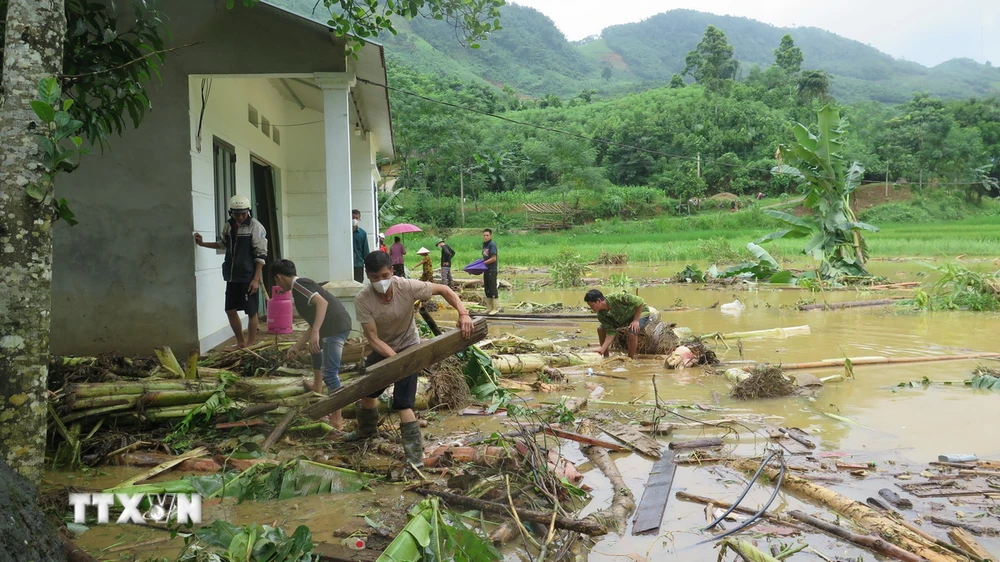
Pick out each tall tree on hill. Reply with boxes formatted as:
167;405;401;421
669;74;686;88
774;34;803;74
0;0;503;483
683;25;739;94
798;70;832;100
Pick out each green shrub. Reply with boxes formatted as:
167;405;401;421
697;237;744;265
859;203;932;223
550;248;589;287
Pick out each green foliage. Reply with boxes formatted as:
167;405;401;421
29;78;87;226
607;272;635;288
774;34;803;74
683;25;738;93
183;520;314;562
697;237;743;265
765;106;878;279
676;264;706;282
462;346;511;413
165;372;238;446
914;263;1000;311
376;497;501;562
720;243;784;280
549;248;589;287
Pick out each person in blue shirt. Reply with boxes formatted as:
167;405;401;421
352;209;370;283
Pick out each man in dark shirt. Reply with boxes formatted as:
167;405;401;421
351;209;370;283
194;195;268;348
482;228;499;315
436;239;455;288
273;259;353;430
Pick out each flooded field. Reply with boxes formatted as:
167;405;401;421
57;263;1000;561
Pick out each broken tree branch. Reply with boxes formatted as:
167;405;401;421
414;487;607;536
578;419;636;534
788;510;923;562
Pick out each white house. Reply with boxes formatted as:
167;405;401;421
52;1;393;355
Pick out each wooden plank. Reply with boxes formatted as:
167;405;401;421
542;427;627;452
303;318;488;419
668;437;724;450
599;421;662;458
948;528;997;561
632;451;677;535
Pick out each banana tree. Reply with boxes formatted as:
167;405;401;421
765;105;878;280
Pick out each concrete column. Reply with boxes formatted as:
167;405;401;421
316;72;363;329
350;131;377;254
315;72;356;283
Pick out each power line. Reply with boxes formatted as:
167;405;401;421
356;75;988;188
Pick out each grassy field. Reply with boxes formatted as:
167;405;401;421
398;209;1000;268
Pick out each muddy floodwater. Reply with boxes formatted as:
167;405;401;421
59;263;1000;561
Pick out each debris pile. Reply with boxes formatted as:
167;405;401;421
729;364;797;400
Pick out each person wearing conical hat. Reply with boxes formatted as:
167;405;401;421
416;247;434;283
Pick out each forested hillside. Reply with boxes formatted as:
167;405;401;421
270;1;1000;103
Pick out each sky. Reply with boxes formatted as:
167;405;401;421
511;0;1000;68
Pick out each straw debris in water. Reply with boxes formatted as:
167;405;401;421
730;364;796;400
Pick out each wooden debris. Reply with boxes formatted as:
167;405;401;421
262;410;298;451
414;487;607;536
668;437;723;450
780;427;816;449
732;458;966;562
599;422;662;458
110;447;209;489
215;419;266;429
798;298;903;311
579;420;636;534
631;451;677;535
788;510;924;562
878;488;913;509
947;528;997;562
674;492;802;530
779;352;1000;371
541;427;627;452
303;318;488;419
930;516;1000;536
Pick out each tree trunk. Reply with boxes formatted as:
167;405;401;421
0;0;67;484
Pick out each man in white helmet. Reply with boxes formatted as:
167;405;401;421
194;195;269;348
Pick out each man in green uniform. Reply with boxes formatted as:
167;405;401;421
584;289;651;359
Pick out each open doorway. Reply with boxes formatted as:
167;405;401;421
251;157;281;304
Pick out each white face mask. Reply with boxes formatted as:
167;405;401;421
352;219;360;227
372;279;392;294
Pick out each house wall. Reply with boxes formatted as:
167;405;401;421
284;117;329;282
51;1;347;355
190;77;314;349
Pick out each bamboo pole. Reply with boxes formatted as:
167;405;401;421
799;298;904;311
732;459;965;562
777;352;1000;371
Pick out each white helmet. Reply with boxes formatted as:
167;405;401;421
229;195;251;211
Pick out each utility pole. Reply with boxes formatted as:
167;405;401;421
697;153;701;178
459;168;466;226
885;163;890;199
919;169;923;191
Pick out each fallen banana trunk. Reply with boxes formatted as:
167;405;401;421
579;419;635;535
779;352;1000;371
732;459;966;562
491;352;605;375
709;325;811;340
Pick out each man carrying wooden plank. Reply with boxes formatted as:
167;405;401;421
348;251;475;467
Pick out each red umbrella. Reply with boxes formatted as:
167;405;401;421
384;223;423;236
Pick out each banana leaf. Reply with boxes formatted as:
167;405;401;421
188;520;313;562
377;497;500;562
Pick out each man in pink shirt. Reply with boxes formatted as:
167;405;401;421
389;236;406;277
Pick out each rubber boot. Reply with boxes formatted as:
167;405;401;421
343;407;378;442
400;421;425;467
487;298;499;316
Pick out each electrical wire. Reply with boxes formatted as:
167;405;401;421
355;75;990;188
697;453;787;545
703;451;777;531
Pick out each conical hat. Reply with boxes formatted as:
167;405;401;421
417;247;430;254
